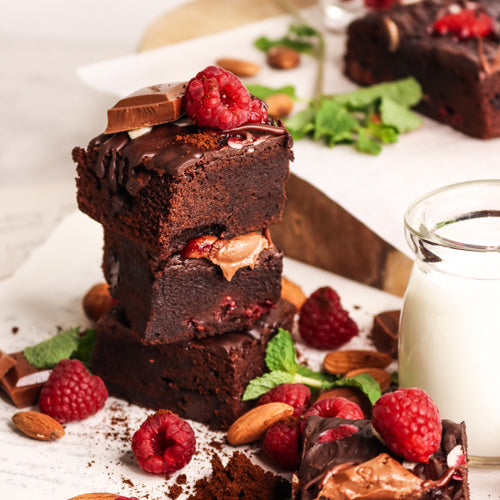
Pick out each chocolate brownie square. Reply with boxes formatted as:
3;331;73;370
344;0;500;138
73;121;292;259
92;299;296;430
102;228;283;344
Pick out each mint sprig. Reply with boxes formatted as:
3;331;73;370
23;327;97;369
254;23;322;55
242;330;381;405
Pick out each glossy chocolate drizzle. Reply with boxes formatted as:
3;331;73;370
87;121;288;196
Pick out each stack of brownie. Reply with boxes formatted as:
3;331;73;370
72;82;295;429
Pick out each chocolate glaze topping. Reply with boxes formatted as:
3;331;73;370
87;121;289;196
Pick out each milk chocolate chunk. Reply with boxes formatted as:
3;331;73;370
105;82;187;134
370;309;400;359
0;352;51;408
0;350;16;378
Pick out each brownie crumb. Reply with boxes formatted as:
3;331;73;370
11;326;19;334
187;452;290;500
176;474;187;485
167;484;183;499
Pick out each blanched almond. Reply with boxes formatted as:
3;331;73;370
324;350;393;375
227;402;294;445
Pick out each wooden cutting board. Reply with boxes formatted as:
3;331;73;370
140;0;412;296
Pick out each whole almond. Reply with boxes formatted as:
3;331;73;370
267;46;300;70
83;283;114;322
227;402;294;445
281;276;306;309
324;350;393;375
67;494;120;500
265;93;294;119
12;410;65;441
344;367;392;392
216;58;260;77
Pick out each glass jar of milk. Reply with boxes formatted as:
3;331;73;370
399;180;500;464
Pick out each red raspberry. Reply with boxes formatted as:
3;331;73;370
184;66;253;129
303;397;364;422
263;420;301;470
248;95;268;124
38;359;108;423
318;423;359;443
364;0;399;8
258;383;311;416
299;287;359;349
372;388;442;463
131;410;196;475
433;8;494;39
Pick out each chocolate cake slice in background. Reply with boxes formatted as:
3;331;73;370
344;0;500;138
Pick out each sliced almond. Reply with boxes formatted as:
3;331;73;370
227;402;294;445
216;58;260;77
12;410;65;441
344;367;392;392
324;350;393;375
265;93;294;119
281;276;306;309
67;494;121;500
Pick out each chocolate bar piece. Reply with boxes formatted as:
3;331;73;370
370;309;400;359
0;350;16;379
92;299;296;430
0;352;51;408
105;82;186;134
297;416;469;500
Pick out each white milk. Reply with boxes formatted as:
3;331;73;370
400;216;500;460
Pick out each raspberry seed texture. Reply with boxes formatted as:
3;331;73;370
372;387;442;463
38;358;108;423
299;286;359;349
132;410;196;475
184;66;267;129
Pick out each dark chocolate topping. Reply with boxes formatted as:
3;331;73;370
299;416;469;500
87;121;289;196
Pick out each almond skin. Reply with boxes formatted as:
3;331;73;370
265;93;294;119
266;46;300;69
216;58;260;77
82;283;114;322
344;367;392;392
324;350;393;375
227;402;294;445
281;276;306;309
12;410;65;441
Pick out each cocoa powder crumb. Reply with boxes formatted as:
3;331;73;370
187;452;290;500
167;484;183;499
176;474;187;485
11;326;19;334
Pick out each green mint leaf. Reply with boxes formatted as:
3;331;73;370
245;84;296;101
254;36;314;53
72;328;97;370
289;24;320;38
265;329;298;374
390;371;399;385
254;36;274;52
242;371;295;400
24;327;81;369
284;107;316;140
314;99;357;144
356;128;382;155
379;97;422;133
296;365;339;384
366;121;399;144
322;373;382;405
332;77;422;109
